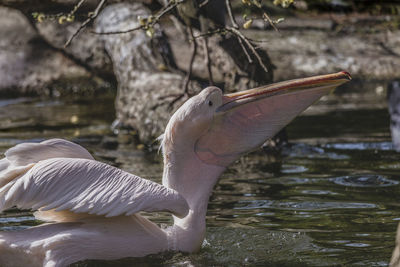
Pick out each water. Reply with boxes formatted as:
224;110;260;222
0;92;398;266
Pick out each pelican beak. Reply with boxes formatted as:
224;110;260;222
195;71;351;167
217;71;351;113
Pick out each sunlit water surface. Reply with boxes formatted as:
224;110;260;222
0;93;398;266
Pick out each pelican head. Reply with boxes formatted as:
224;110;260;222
162;86;224;155
161;71;351;222
163;71;351;168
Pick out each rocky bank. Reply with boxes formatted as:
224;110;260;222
0;2;398;143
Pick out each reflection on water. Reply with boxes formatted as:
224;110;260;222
332;174;399;187
0;95;399;266
235;200;378;211
324;142;395;151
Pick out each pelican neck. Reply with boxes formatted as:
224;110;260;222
162;149;225;252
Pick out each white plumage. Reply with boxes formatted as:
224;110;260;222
1;157;188;218
0;138;93;188
0;72;351;267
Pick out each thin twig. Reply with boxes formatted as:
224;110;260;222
224;0;267;70
262;12;280;32
64;0;106;47
203;37;214;85
193;27;269;44
226;27;269;73
377;41;400;58
193;25;268;72
237;36;253;64
183;26;197;94
198;0;209;8
92;25;142;35
156;24;197;111
245;37;270;43
157;0;186;22
225;0;239;29
69;0;86;17
193;28;226;39
92;0;186;35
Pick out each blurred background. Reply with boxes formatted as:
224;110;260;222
0;0;400;266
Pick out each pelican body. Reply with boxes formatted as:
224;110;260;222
0;72;351;267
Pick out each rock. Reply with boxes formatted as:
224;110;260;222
95;3;274;143
0;2;274;143
35;19;115;83
251;20;400;83
0;7;90;96
95;3;202;143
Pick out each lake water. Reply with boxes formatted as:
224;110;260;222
0;88;398;266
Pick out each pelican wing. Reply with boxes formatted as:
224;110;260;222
0;157;189;219
0;139;94;188
4;138;94;166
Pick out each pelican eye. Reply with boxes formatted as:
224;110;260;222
208;100;213;107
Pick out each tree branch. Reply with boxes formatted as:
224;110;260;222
262;12;280;32
192;26;269;72
64;0;106;48
92;0;186;35
69;0;86;18
225;0;239;29
237;36;253;64
226;27;269;73
198;0;209;8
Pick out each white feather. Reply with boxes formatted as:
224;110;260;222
0;139;93;188
0;158;189;220
5;139;93;165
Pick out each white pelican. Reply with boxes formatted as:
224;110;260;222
0;72;351;267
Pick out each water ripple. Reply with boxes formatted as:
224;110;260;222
324;142;394;151
301;190;339;196
0;98;30;108
264;177;313;185
331;174;399;187
235;200;377;211
283;143;349;160
281;164;308;174
344;243;371;248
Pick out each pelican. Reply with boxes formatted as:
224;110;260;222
0;72;351;267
